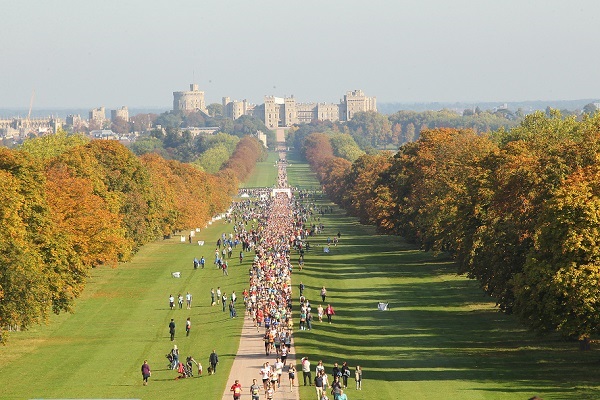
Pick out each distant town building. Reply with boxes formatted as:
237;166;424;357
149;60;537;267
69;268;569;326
255;130;267;148
89;106;106;124
222;97;255;120
184;126;220;137
65;114;82;126
90;129;118;140
0;116;62;139
340;89;378;121
111;106;129;122
259;90;376;129
173;84;207;113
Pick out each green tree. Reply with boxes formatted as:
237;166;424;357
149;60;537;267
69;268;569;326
194;145;231;173
207;103;224;117
19;130;89;159
329;132;364;162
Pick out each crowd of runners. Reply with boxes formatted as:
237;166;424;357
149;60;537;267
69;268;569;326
142;147;360;399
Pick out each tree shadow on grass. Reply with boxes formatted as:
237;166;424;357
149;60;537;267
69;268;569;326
293;270;600;398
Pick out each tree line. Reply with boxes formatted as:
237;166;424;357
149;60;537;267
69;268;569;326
302;110;600;344
287;108;520;153
0;133;266;343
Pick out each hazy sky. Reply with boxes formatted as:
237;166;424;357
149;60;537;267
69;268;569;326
2;0;600;108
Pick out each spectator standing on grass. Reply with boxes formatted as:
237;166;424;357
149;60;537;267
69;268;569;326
171;344;179;369
178;293;184;309
316;360;325;376
315;370;325;399
209;349;219;374
222;293;228;312
186;292;192;309
217;287;222;304
223;260;229;276
326;304;335;324
200;255;205;269
321;286;327;302
186;317;191;336
211;288;215;305
141;360;151;386
331;376;342;400
317;304;324;322
302;357;312;386
341;362;350;388
355;366;362;390
169;294;175;310
169;318;176;341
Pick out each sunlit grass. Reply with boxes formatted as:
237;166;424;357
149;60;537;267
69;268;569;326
2;150;600;399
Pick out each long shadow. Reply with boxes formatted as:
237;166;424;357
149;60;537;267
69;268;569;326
293;237;600;398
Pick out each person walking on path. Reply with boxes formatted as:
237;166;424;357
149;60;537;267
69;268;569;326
230;379;242;400
250;378;261;400
141;360;151;386
209;349;219;374
288;364;297;391
320;286;327;302
260;362;271;391
186;317;191;336
169;318;176;341
266;383;275;400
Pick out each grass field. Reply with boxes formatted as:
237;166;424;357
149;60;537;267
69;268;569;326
1;149;600;399
239;151;280;188
285;149;600;400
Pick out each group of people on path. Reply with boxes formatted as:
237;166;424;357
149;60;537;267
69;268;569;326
225;148;357;399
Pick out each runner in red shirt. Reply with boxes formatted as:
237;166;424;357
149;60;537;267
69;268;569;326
230;380;242;400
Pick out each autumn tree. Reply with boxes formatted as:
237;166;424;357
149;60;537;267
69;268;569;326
341;153;393;224
0;149;84;342
513;165;600;340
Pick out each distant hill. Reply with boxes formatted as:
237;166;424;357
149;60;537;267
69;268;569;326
378;99;599;115
0;107;168;119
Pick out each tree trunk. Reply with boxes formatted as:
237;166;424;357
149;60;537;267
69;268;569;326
579;337;591;351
